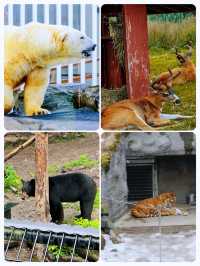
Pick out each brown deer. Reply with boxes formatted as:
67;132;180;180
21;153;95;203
155;42;195;85
101;69;181;130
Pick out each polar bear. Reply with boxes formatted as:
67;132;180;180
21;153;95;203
4;22;96;116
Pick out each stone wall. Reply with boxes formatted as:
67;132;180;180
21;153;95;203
102;138;128;222
158;155;196;203
125;132;195;156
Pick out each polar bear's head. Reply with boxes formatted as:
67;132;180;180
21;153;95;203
57;26;96;61
19;23;97;66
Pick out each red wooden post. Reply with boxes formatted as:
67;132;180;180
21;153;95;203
123;5;150;99
103;39;123;89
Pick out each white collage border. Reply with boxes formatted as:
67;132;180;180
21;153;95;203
0;0;199;265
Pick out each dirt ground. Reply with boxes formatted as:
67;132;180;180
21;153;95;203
4;134;99;222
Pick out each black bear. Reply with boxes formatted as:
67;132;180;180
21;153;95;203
22;173;97;223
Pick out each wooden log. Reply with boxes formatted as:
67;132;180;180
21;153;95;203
4;136;35;162
35;133;50;222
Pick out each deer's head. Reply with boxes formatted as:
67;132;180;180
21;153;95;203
151;69;181;105
175;41;193;66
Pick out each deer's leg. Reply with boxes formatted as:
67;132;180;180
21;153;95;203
148;118;172;127
128;112;155;131
102;109;155;130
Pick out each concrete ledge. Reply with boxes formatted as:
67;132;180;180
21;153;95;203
115;224;196;234
113;205;196;234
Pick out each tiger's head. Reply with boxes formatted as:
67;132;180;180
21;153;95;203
159;192;176;207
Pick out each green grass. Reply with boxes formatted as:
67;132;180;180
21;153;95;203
47;154;98;176
93;189;100;209
148;16;196;49
73;217;99;229
149;48;196;130
48;164;60;175
48;133;87;143
63;188;99;226
63;154;98;171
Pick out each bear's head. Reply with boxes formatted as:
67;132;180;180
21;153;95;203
57;26;96;61
21;23;96;66
21;179;35;199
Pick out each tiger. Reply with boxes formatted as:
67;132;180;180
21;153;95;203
131;192;182;218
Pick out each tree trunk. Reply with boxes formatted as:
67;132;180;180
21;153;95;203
35;133;50;222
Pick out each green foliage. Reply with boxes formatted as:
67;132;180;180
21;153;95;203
49;133;86;143
63;154;98;171
48;154;98;176
4;165;22;192
93;189;99;209
73;217;99;229
149;13;193;23
101;152;111;172
148;16;196;49
48;245;73;259
150;48;196;130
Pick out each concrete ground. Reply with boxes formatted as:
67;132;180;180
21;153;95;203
114;204;195;233
101;204;196;262
102;230;195;262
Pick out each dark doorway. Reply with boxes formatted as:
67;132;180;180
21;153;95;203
126;161;154;202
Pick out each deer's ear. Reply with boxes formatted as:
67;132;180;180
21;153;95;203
172;71;181;80
168;68;173;76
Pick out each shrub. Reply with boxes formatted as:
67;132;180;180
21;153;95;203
4;165;22;192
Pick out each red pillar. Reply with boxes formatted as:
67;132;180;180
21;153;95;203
123;5;150;99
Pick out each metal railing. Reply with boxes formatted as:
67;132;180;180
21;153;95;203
5;219;99;262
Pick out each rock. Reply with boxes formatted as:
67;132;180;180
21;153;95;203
5;84;99;130
72;86;99;111
110;230;121;244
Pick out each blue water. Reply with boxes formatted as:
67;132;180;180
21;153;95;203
6;107;99;131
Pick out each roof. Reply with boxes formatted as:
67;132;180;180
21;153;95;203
102;4;196;16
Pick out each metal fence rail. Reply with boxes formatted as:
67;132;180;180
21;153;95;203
4;219;99;262
4;4;99;86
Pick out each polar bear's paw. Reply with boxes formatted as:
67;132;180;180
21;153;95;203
26;108;50;116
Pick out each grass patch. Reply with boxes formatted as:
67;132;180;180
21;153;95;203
93;189;100;209
4;165;22;192
63;202;80;212
47;154;98;176
48;164;60;175
150;48;196;130
73;217;99;229
63;154;98;171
